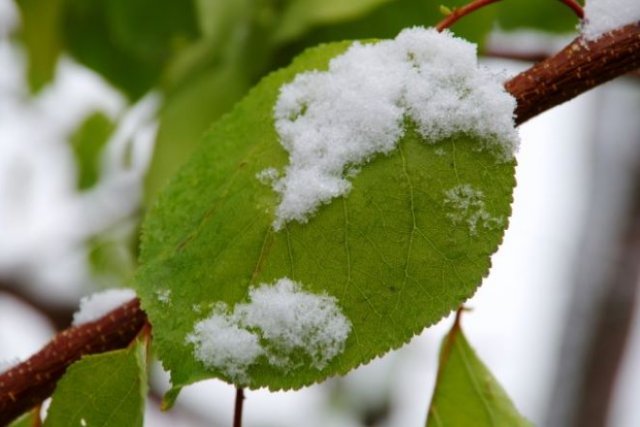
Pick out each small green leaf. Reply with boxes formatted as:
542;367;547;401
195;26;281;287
69;112;114;190
439;5;453;16
427;318;531;426
43;342;148;427
136;40;516;394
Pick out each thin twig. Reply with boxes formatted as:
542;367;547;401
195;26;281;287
557;0;584;19
233;388;245;427
436;0;502;32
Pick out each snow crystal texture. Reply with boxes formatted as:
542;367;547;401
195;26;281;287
72;288;137;326
186;278;351;383
268;27;518;229
583;0;640;40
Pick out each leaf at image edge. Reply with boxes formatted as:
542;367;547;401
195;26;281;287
43;341;147;427
427;318;532;427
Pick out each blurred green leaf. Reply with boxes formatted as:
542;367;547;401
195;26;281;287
69;111;114;190
15;0;64;92
61;0;199;99
273;0;394;44
136;41;515;394
88;224;139;289
427;319;532;427
43;342;147;427
496;0;580;33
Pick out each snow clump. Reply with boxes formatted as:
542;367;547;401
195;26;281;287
72;288;137;326
582;0;640;40
186;278;351;383
267;27;518;229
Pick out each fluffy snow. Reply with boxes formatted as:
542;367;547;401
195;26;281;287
268;27;518;229
72;288;137;326
582;0;640;40
444;184;504;235
186;278;351;383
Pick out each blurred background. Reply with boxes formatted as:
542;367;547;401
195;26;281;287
0;0;639;426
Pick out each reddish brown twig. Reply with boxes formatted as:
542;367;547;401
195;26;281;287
0;299;146;425
233;388;245;427
557;0;584;19
436;0;502;32
506;21;640;125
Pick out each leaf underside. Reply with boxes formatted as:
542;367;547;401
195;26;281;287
427;322;532;426
136;41;516;397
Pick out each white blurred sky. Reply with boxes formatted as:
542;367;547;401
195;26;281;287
1;2;639;425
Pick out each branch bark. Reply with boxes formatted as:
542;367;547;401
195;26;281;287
507;21;640;125
1;21;639;425
0;299;146;425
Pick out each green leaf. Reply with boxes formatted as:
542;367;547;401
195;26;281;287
136;41;515;394
496;0;580;33
61;0;198;99
15;0;64;92
69;111;114;190
427;318;532;426
8;410;39;427
273;0;394;44
43;342;148;427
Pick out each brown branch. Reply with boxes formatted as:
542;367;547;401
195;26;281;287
506;21;640;126
233;388;245;427
0;299;146;425
436;0;502;32
2;20;640;426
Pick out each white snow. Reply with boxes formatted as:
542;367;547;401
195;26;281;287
267;27;518;229
72;288;137;326
582;0;640;40
0;358;19;374
186;278;351;383
155;288;172;305
444;184;504;235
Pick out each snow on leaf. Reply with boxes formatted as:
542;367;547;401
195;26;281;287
269;27;518;229
186;278;351;384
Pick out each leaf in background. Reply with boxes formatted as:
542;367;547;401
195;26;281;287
136;41;515;395
69;111;114;190
426;316;532;427
43;341;148;427
8;410;39;427
496;0;580;33
273;0;394;44
88;223;139;289
61;0;198;99
15;0;64;92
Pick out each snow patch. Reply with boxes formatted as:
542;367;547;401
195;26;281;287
0;358;19;374
155;288;172;305
444;184;504;235
582;0;640;40
186;278;351;383
266;27;518;229
72;288;136;326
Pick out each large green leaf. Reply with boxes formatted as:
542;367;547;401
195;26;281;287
136;41;515;396
427;318;531;426
43;342;147;427
496;0;580;33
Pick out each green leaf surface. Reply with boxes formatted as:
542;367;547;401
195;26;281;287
43;342;147;427
15;0;63;92
136;41;515;394
427;319;531;426
69;111;114;190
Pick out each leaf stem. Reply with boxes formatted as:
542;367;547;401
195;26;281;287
435;0;502;32
233;388;245;427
